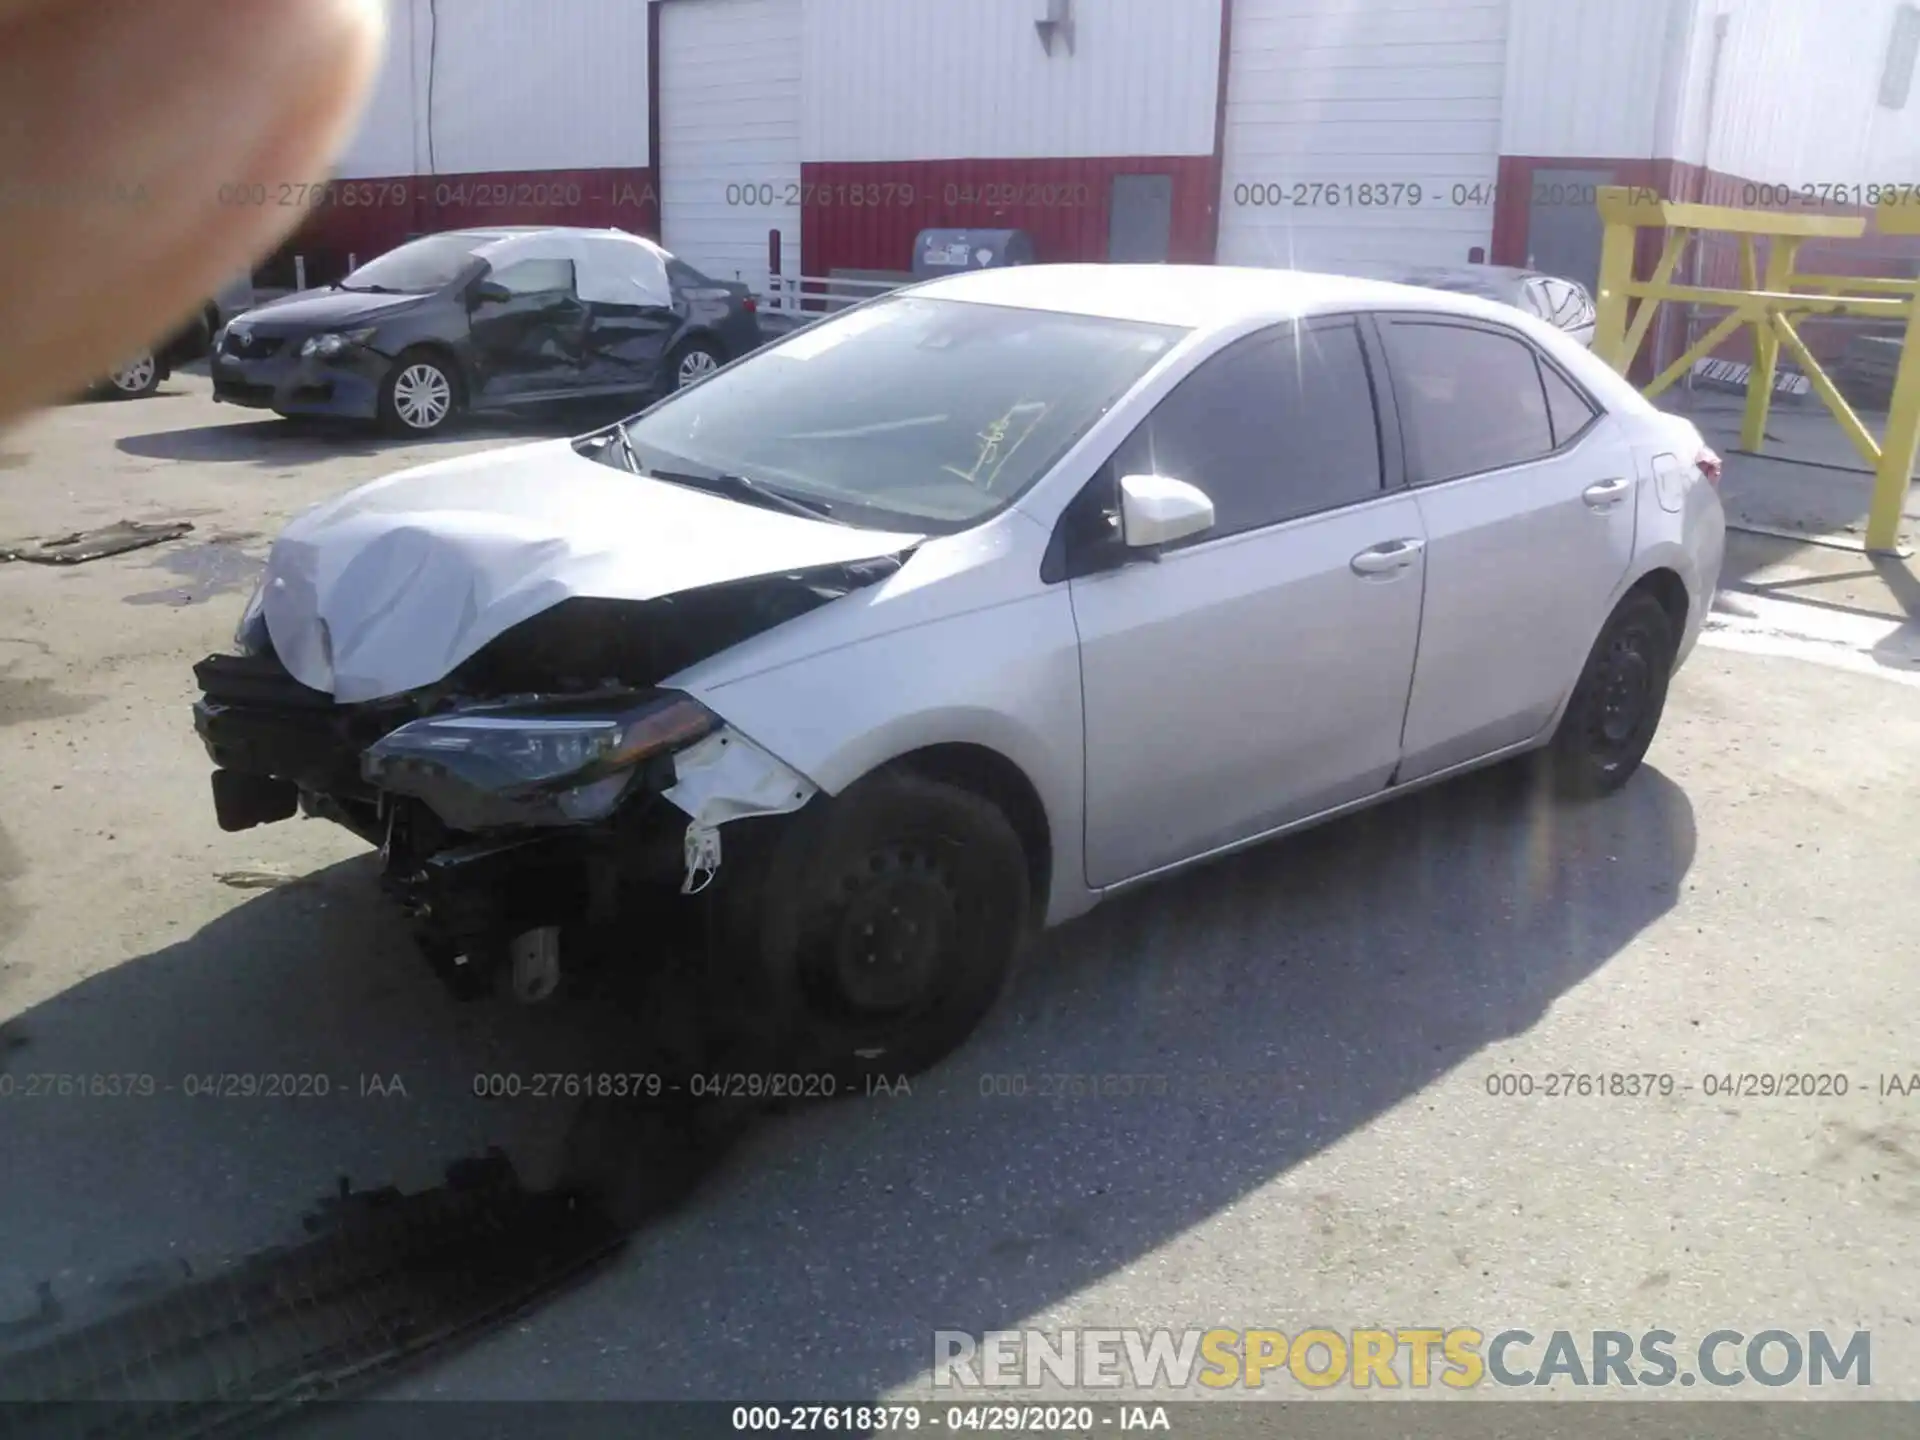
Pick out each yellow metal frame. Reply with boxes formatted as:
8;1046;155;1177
1589;186;1918;555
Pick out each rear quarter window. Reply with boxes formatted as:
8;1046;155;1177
1539;358;1601;448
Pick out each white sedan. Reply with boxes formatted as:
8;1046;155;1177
193;264;1725;1085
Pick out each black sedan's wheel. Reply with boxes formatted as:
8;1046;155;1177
715;769;1031;1089
669;337;726;391
378;349;460;435
1544;591;1677;799
103;352;161;399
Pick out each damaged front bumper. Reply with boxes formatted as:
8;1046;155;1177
191;649;816;991
209;344;384;419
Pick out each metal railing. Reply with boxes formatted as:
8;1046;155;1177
1591;185;1920;554
760;272;910;317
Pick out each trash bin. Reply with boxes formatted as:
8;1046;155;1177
910;228;1037;279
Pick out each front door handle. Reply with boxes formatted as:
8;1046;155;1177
1350;537;1425;575
1583;477;1631;507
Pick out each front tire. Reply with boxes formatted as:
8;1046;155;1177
378;349;460;435
103;351;160;399
712;769;1031;1089
1543;591;1677;799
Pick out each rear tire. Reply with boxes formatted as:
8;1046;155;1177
377;348;461;435
1542;591;1677;799
710;768;1031;1090
667;336;726;392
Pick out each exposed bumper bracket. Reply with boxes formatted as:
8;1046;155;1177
660;728;817;890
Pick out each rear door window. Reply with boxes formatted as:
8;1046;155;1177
1382;320;1555;482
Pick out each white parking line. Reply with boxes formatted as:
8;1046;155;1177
1700;588;1920;686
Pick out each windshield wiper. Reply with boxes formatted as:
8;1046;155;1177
336;282;403;294
609;420;642;474
645;466;839;523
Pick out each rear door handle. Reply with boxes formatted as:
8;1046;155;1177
1583;477;1631;507
1350;537;1425;575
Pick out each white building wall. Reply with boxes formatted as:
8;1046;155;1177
1499;0;1687;159
1495;0;1920;182
328;0;652;178
1687;0;1920;185
1217;0;1510;269
429;0;652;173
332;0;427;178
1665;0;1725;168
800;0;1221;161
659;0;803;287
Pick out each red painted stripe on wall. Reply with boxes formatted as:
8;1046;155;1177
798;156;1219;277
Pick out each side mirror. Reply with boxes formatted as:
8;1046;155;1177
471;279;512;306
1118;473;1215;549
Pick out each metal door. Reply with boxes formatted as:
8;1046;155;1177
1524;167;1618;294
1072;495;1428;886
1383;318;1638;780
466;260;588;399
1108;174;1174;263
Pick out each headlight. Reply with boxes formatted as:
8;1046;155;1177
362;691;718;830
300;327;376;359
234;575;269;656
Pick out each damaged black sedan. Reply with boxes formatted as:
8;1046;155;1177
210;226;761;435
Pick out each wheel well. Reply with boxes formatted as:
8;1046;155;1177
672;328;728;360
1627;567;1691;654
390;341;468;400
884;744;1052;911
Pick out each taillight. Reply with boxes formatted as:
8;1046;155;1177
741;296;757;314
1696;446;1722;486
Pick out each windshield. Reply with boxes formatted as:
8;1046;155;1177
614;295;1185;532
338;234;484;293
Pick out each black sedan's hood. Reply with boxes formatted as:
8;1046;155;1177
232;288;432;330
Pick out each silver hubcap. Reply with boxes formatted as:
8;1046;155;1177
392;363;453;429
677;349;718;387
110;354;156;392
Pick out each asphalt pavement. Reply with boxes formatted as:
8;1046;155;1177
0;372;1916;1406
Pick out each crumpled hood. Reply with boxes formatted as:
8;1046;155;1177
261;438;923;702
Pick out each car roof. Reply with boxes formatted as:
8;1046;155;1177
1342;261;1537;282
441;225;654;244
910;263;1548;332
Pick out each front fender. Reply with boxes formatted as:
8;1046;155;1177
682;587;1096;927
370;311;477;391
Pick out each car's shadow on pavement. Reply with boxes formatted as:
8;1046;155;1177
112;399;646;469
0;760;1696;1400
